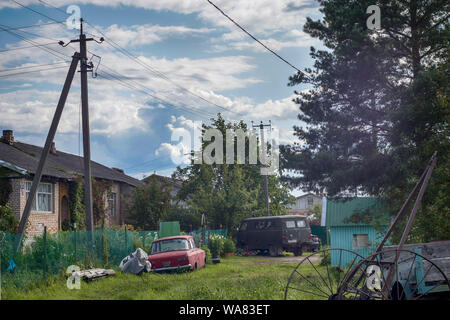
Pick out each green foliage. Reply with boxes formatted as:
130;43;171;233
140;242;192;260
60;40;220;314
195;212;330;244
208;234;225;257
223;238;236;254
0;204;18;233
68;180;85;230
200;245;211;264
165;206;201;232
281;0;450;242
133;237;143;251
174;114;295;234
126;176;173;230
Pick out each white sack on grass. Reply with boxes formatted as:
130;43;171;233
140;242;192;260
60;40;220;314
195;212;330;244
119;248;152;274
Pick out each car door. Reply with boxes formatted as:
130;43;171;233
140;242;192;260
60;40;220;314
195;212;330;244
189;237;201;268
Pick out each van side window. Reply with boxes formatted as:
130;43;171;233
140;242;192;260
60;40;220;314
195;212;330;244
256;221;266;229
296;220;306;228
285;221;296;228
240;222;248;231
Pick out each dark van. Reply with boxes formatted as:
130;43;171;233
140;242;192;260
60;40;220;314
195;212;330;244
236;215;312;256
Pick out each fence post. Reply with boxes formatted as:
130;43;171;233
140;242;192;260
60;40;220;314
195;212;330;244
74;223;77;263
124;225;128;255
43;226;47;280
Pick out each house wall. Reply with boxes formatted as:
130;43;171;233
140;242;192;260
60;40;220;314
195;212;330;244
7;177;60;235
289;194;322;211
7;177;136;232
329;225;382;267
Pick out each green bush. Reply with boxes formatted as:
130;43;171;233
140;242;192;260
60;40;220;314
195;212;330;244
223;238;236;254
0;204;18;233
200;245;211;264
133;237;143;251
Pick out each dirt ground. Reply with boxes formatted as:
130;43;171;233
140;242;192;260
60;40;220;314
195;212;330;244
250;254;322;265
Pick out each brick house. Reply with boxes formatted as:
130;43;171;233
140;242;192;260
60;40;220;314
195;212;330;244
0;130;142;235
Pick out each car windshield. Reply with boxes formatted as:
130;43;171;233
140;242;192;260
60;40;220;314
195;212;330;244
151;238;190;254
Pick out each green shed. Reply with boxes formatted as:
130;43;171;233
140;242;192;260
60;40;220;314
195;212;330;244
324;197;390;267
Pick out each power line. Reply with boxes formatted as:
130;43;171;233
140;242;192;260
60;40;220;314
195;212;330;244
98;66;214;120
0;65;68;78
0;21;64;33
0;60;69;73
10;0;63;24
5;1;223;120
83;23;239;116
13;0;241;117
0;24;69;60
0;22;212;122
205;0;306;75
0;42;57;53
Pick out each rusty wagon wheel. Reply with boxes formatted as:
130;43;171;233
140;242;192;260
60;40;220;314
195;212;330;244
337;249;450;300
284;248;365;300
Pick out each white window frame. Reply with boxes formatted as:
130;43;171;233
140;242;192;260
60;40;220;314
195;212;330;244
25;181;53;213
108;192;116;216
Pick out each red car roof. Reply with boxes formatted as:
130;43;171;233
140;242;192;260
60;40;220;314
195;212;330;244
153;235;192;242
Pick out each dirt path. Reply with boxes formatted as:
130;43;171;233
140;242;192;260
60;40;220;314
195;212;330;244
249;255;322;265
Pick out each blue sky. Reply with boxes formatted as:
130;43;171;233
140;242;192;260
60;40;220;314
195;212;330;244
0;0;324;196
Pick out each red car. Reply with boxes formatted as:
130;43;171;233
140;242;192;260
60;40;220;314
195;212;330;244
148;235;206;272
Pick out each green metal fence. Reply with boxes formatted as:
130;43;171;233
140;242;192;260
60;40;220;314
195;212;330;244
310;225;329;245
0;227;226;283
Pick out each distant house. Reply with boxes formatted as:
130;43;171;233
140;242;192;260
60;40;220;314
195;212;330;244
0;129;142;235
323;197;390;266
287;193;322;216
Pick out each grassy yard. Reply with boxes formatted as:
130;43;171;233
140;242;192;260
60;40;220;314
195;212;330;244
2;255;326;300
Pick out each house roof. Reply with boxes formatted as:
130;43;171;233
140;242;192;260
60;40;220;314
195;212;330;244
295;193;322;200
325;197;389;227
0;140;142;187
142;173;182;189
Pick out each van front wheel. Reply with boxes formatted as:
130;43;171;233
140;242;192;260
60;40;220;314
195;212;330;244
293;247;303;256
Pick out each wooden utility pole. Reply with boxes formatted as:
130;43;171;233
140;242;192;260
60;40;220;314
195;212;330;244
252;120;271;216
71;19;96;245
15;18;102;252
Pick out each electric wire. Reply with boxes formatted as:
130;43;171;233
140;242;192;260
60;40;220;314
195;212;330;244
36;0;239;116
0;60;69;73
0;65;68;78
205;0;307;76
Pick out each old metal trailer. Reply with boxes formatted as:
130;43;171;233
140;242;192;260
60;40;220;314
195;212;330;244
284;152;450;300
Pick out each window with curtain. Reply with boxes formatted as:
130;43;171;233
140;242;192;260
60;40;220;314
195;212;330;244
25;181;53;212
